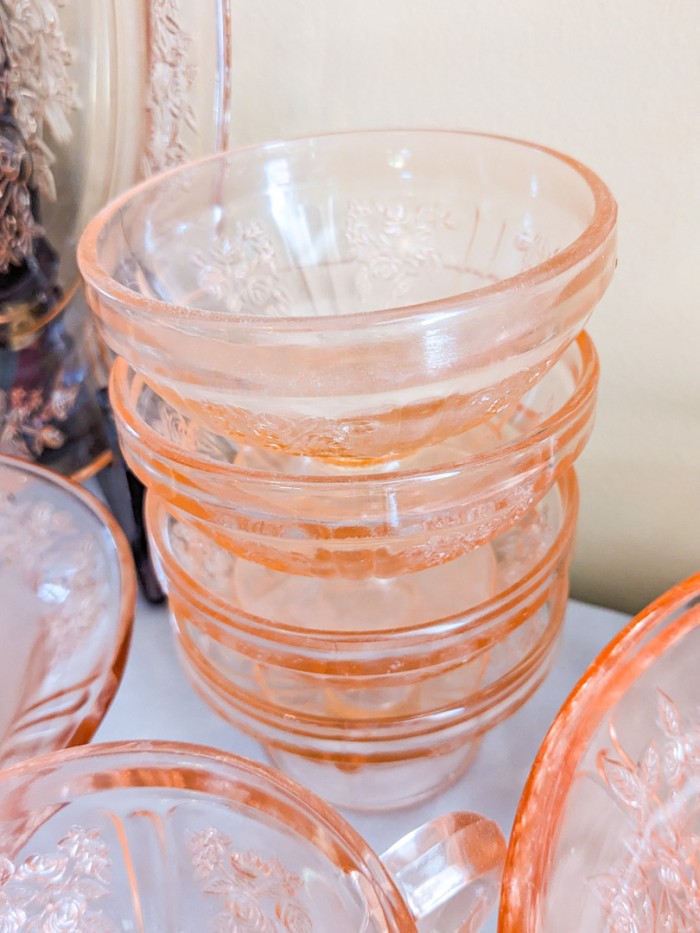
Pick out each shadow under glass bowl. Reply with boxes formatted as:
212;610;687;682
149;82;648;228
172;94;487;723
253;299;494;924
147;473;578;811
80;129;616;462
0;453;136;768
111;332;596;579
500;574;700;933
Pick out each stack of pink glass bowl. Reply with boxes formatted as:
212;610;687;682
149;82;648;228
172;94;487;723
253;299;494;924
79;129;616;810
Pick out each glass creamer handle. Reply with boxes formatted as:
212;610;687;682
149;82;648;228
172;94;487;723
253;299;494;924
381;811;506;933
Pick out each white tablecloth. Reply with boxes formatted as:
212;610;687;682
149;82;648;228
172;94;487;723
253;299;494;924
96;595;630;928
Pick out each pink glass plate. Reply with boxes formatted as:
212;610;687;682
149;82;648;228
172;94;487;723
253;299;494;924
501;574;700;931
0;454;136;768
111;333;596;579
80;129;616;461
0;741;506;932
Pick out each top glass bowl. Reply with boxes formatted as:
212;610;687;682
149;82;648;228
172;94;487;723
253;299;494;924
79;129;617;462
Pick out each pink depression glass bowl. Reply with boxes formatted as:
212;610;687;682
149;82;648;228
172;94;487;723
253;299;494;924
110;333;596;579
79;129;616;462
0;454;136;768
0;741;507;932
500;574;700;932
146;473;578;811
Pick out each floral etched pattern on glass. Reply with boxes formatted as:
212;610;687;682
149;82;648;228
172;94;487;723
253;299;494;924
143;0;197;175
0;483;108;659
0;456;134;768
501;576;700;933
0;826;115;933
344;200;455;305
190;828;312;933
0;744;508;931
142;0;231;177
194;223;290;316
149;397;234;463
589;690;700;932
0;824;316;933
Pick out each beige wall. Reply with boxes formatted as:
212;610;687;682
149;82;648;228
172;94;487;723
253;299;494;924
229;1;700;613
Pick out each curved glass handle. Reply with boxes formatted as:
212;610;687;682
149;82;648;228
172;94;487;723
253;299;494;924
381;811;506;933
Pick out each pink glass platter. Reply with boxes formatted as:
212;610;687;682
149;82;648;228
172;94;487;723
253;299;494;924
500;573;700;931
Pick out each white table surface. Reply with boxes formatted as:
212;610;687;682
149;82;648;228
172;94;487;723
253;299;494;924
96;595;630;928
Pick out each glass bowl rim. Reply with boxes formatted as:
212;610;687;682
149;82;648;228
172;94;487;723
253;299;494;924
174;608;567;737
147;471;578;646
78;127;617;331
110;333;597;491
0;738;414;926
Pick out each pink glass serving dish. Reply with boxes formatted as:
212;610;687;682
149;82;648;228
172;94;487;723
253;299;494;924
79;129;616;462
499;574;700;931
0;740;507;932
0;454;136;768
146;473;578;811
111;334;596;579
